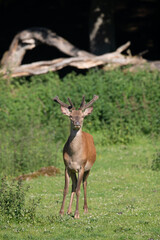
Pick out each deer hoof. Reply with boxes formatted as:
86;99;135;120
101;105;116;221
59;210;64;216
84;208;88;214
67;210;72;215
74;211;80;219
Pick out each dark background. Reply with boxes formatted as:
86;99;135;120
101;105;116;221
0;0;160;64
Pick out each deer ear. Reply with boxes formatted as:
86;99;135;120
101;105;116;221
83;107;93;117
61;106;71;116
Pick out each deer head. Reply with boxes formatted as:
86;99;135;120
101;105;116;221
54;95;99;130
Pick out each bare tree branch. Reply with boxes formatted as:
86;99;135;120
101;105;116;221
0;27;158;78
0;27;94;70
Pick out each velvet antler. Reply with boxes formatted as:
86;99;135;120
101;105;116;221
54;96;75;109
79;95;99;110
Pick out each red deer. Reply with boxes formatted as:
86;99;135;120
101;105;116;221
54;95;98;218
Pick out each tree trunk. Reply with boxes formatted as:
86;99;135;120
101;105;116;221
89;0;116;55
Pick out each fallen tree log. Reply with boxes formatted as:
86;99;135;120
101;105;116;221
0;27;158;78
1;27;94;70
8;50;147;77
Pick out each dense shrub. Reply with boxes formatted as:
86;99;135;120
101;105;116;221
0;69;160;175
151;152;160;171
1;70;160;134
0;177;40;222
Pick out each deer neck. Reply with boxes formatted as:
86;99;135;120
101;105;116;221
70;124;82;138
68;123;83;152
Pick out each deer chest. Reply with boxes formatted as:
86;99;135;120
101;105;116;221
63;149;87;172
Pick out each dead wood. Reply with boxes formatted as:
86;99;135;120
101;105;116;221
1;27;93;69
15;166;60;181
0;27;158;78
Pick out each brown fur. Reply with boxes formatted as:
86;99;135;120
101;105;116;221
63;131;96;172
54;96;98;219
59;109;97;218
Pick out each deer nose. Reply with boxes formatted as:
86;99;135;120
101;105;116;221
75;121;80;126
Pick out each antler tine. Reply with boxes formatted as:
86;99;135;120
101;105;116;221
79;95;85;110
53;96;70;108
68;98;75;110
82;95;99;110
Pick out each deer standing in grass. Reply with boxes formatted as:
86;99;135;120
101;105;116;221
54;95;98;218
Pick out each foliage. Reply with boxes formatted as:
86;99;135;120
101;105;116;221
1;69;160;138
0;177;40;222
151;152;160;171
1;69;160;175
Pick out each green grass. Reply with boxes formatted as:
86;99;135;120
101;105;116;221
0;135;160;240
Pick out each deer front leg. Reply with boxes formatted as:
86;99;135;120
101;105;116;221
67;172;77;215
74;167;85;219
59;168;70;216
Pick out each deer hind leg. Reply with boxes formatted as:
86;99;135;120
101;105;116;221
67;172;77;215
59;168;70;216
83;170;90;213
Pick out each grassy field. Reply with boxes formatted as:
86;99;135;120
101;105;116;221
0;135;160;240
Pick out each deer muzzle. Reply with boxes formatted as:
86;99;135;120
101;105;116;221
73;121;81;130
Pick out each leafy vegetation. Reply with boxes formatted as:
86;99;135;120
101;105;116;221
0;177;40;222
1;69;160;239
1;69;160;176
151;151;160;171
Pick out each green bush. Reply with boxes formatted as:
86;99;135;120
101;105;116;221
1;69;160;175
0;177;40;222
151;152;160;171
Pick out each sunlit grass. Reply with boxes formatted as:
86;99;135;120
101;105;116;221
0;136;160;239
